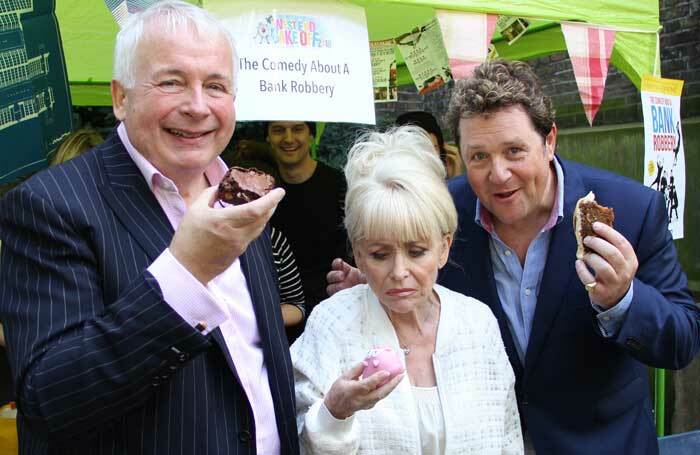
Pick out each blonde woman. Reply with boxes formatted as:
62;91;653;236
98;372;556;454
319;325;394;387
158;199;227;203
291;126;522;454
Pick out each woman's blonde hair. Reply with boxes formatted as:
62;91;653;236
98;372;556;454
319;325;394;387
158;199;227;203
51;129;103;165
344;125;457;247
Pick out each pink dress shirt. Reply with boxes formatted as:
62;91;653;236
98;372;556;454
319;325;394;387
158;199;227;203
118;124;280;454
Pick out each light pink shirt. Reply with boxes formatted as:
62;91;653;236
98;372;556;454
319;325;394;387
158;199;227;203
118;124;280;454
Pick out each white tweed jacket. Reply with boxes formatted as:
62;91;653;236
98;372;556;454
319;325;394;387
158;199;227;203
291;284;523;454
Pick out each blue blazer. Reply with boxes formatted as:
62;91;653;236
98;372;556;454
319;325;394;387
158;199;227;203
441;158;700;454
0;133;299;454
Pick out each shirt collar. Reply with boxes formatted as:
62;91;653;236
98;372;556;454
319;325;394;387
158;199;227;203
117;123;228;192
475;156;565;234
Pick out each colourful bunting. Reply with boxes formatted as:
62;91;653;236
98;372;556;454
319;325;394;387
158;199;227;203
436;11;497;79
561;23;616;126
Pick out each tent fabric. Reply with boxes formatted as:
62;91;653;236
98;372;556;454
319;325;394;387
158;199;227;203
358;0;660;32
436;11;497;79
57;0;660;106
611;31;661;88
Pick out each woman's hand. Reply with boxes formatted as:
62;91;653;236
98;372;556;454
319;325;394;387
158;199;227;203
323;362;403;420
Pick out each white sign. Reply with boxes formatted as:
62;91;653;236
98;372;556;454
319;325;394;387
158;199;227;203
209;0;375;124
641;75;685;239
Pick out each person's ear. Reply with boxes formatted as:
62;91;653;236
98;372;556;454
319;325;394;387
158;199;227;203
438;234;452;269
111;80;127;121
545;123;557;160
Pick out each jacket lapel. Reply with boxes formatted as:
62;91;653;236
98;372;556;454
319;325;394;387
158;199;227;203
237;233;289;380
210;328;244;384
461;226;524;378
239;233;298;442
98;131;264;402
98;131;173;262
523;158;586;378
238;235;280;357
441;186;524;378
98;132;296;443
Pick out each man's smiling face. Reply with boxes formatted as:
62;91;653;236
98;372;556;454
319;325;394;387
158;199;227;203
459;105;557;231
111;27;235;181
266;121;313;169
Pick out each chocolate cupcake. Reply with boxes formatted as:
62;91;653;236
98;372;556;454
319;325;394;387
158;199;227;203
217;166;275;205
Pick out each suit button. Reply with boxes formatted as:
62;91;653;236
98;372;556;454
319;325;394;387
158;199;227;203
238;430;251;443
170;347;190;362
168;365;178;372
151;376;161;387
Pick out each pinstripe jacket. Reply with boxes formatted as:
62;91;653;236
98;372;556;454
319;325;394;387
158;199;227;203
0;132;300;454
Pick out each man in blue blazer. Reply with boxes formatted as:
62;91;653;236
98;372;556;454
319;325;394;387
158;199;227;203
0;2;299;454
327;60;699;454
440;60;699;454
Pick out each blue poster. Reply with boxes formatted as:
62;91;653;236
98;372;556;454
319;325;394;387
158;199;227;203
0;0;72;184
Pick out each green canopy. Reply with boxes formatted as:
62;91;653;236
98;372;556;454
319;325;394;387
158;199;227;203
58;0;660;106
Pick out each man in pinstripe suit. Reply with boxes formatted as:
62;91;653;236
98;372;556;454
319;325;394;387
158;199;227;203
0;2;299;454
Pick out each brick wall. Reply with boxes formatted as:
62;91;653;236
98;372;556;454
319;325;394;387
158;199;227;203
374;0;700;136
547;0;700;127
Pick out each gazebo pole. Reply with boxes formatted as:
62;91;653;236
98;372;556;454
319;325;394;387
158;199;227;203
655;368;666;436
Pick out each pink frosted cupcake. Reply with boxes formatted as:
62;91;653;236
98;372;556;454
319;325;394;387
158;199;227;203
362;346;404;386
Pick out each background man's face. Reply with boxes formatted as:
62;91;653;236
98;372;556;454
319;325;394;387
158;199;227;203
267;122;313;168
459;105;556;230
111;28;235;180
